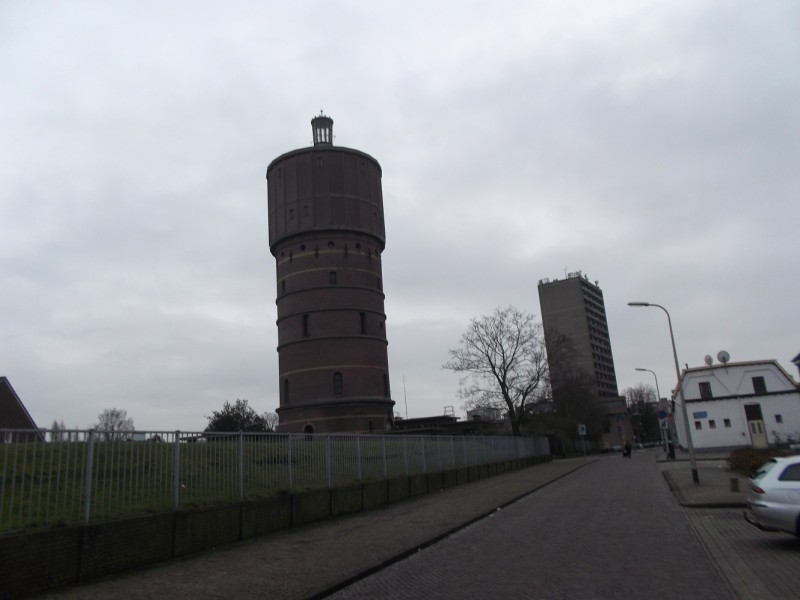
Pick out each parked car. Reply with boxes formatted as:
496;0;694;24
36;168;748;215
744;456;800;537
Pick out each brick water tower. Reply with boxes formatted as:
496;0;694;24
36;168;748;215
266;114;395;433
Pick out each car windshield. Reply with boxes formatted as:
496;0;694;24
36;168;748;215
751;459;779;480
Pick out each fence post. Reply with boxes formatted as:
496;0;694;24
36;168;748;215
83;430;95;523
326;435;332;488
237;431;244;500
172;431;181;508
287;434;293;491
356;435;362;482
382;435;387;478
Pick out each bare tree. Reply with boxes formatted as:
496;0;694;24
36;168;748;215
50;419;67;442
94;408;135;441
624;384;660;443
262;411;280;432
443;306;549;436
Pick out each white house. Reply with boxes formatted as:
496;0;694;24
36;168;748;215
672;359;800;452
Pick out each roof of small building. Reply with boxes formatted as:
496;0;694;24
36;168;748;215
0;377;45;440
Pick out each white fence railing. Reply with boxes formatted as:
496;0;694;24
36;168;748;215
1;429;550;533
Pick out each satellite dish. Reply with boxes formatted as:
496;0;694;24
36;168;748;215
717;350;730;365
704;355;713;366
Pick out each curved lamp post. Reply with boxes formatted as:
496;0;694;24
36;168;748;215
635;367;667;453
628;302;699;484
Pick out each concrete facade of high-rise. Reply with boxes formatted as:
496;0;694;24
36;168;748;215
266;115;394;433
538;272;633;448
538;272;619;398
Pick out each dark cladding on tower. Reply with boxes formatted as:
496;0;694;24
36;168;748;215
266;114;395;434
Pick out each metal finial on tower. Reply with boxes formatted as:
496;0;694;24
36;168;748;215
311;112;333;146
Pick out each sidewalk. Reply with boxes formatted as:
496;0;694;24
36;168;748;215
658;454;748;508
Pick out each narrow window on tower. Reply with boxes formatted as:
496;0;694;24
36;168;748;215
302;314;309;337
383;373;390;397
281;280;286;295
289;209;295;220
329;271;337;285
333;372;343;396
360;312;366;334
283;379;289;403
377;277;382;290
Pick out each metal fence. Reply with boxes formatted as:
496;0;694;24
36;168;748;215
1;429;549;534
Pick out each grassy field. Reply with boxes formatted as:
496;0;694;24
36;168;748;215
1;434;524;533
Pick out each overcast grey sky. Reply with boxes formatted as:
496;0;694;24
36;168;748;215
2;1;798;432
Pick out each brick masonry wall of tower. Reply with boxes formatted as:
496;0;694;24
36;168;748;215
266;118;394;433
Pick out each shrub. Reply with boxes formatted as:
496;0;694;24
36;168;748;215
726;448;787;475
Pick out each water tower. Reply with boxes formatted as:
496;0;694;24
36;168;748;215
266;114;394;433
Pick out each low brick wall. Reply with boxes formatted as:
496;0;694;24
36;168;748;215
0;454;552;597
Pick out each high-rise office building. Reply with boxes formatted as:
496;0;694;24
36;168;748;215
266;115;394;433
537;272;619;398
538;272;634;449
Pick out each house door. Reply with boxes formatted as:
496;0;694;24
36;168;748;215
744;404;768;449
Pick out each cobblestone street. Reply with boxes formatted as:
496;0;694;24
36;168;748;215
330;453;735;599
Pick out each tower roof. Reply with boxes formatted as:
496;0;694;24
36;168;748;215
311;111;333;146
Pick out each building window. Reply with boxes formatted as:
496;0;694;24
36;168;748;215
723;418;731;427
302;314;309;337
752;376;767;395
383;373;390;397
775;414;783;424
698;382;713;399
283;379;289;404
329;271;337;284
694;420;702;430
360;312;366;334
333;372;343;396
280;280;286;295
709;420;716;429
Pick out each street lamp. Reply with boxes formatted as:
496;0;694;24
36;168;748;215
628;302;699;484
635;367;667;453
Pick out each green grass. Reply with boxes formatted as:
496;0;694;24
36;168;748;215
2;435;529;533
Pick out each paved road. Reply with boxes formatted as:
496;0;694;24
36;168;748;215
330;454;735;599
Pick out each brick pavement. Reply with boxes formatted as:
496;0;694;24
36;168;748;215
661;456;800;600
330;451;735;599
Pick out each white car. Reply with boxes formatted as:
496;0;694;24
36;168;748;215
744;456;800;537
